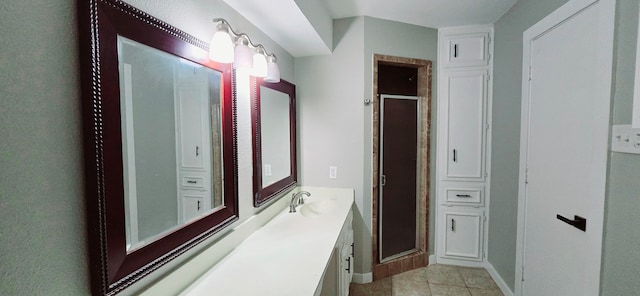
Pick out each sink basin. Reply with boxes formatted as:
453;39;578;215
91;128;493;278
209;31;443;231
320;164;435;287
299;198;335;217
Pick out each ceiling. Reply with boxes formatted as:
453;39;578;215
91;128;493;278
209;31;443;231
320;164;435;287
324;0;518;28
223;0;519;57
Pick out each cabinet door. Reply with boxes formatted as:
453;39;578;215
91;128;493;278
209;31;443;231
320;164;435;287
181;191;206;222
442;32;489;68
175;83;210;170
441;69;488;181
441;209;483;261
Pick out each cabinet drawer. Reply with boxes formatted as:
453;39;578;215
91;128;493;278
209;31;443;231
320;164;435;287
181;175;205;189
445;188;482;205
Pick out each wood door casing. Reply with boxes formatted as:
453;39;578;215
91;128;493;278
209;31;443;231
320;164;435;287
372;55;432;280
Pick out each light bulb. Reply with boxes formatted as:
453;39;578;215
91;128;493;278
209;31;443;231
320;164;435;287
209;22;234;63
233;35;253;69
264;55;280;83
252;47;268;77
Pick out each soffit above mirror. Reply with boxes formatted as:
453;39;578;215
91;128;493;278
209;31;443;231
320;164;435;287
222;0;333;57
323;0;518;28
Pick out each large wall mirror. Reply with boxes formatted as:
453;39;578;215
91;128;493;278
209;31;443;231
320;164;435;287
78;1;238;294
251;78;297;207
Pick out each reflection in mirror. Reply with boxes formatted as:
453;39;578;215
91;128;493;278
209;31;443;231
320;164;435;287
78;1;238;294
252;78;297;207
117;37;225;251
259;86;292;187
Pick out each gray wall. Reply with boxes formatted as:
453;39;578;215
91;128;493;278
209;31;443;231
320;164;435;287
600;0;640;294
296;16;437;275
490;0;640;293
296;16;367;272
0;0;89;294
363;16;438;255
0;0;294;295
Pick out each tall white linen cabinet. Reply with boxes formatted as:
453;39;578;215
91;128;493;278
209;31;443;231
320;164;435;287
435;25;493;266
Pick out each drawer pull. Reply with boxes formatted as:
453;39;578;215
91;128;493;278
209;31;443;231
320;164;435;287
456;194;472;198
345;257;351;273
451;218;456;232
453;149;457;162
454;44;458;58
351;243;354;257
187;180;197;184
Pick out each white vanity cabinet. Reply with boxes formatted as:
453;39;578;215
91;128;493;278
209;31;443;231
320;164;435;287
180;187;355;296
436;25;493;266
320;209;353;296
338;211;354;296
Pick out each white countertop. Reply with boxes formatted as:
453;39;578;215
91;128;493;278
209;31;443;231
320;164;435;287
181;187;354;296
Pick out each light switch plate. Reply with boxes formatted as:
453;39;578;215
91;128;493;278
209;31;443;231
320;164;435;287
611;125;640;154
264;164;272;176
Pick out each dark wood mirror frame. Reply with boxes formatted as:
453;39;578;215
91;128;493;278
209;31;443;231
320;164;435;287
77;1;239;294
251;78;297;207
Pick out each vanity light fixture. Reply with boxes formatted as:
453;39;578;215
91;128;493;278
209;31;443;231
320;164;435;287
210;18;280;82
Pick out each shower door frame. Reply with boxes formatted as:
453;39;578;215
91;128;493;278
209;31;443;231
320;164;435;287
378;94;421;264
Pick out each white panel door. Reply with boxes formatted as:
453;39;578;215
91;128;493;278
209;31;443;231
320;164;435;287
517;0;615;294
442;69;487;181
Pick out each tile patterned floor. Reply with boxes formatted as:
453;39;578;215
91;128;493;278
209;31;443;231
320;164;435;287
349;264;503;296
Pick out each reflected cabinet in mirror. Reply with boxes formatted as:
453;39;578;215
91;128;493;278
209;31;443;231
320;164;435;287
78;1;238;294
251;78;297;207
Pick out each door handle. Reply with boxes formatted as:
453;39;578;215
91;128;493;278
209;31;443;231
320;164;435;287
381;174;386;186
451;218;456;232
453;44;458;58
453;149;457;162
196;146;199;157
556;214;586;232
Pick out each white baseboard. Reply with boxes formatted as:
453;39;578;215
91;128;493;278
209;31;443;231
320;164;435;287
352;272;372;284
428;255;437;265
484;262;514;296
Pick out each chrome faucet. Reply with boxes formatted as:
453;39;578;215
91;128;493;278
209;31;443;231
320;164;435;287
289;191;311;213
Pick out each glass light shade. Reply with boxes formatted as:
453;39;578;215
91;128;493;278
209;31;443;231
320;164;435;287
209;30;234;63
264;58;280;83
252;50;268;77
233;39;253;69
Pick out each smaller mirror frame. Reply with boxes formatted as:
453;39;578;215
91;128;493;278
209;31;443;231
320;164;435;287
78;0;238;294
251;78;297;207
